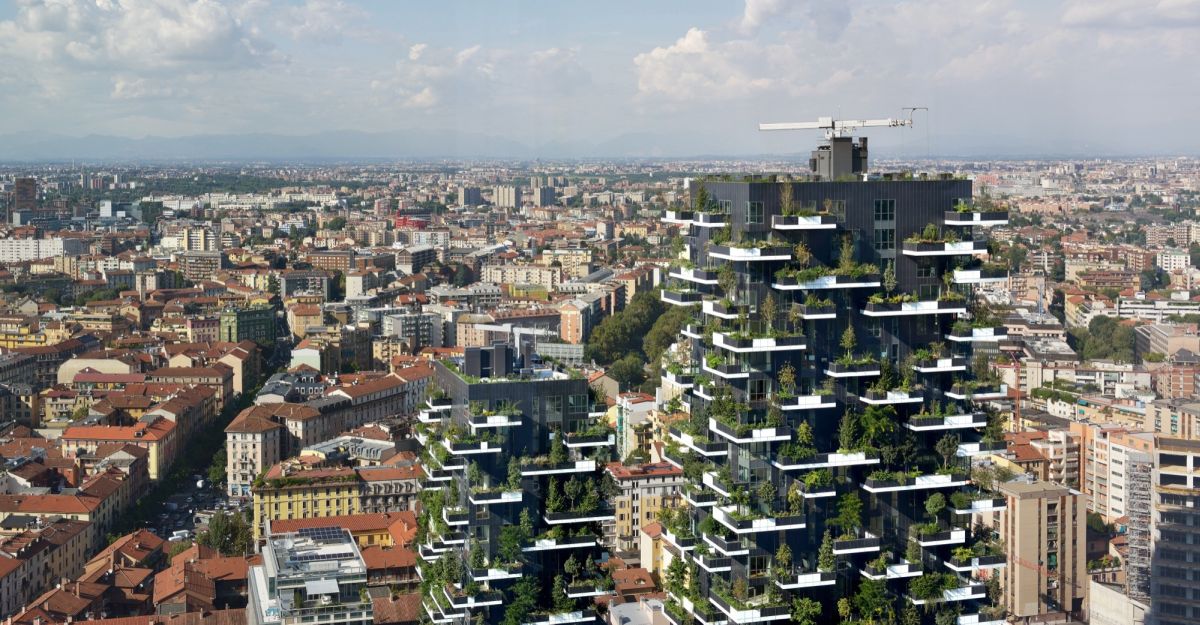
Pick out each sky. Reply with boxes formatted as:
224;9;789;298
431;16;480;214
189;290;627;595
0;0;1198;157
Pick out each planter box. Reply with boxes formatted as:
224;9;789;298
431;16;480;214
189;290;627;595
774;570;835;589
952;497;1007;514
775;393;837;411
661;289;703;306
771;214;838;230
713;331;806;353
708;594;790;623
681;323;705;339
443;439;503;455
663;369;696;386
833;531;881;554
901;240;989;256
709;418;792;444
947;326;1008;342
862;473;971;493
917;528;967;547
703;300;747;319
427;397;452;409
914;357;968;373
905;413;988;431
773;272;880;290
469;489;522;505
522;535;598;552
772;450;879;471
943;210;1009;226
956;440;1008;456
564;433;615;448
792;302;837;319
713;504;806;533
669;427;727;455
519;460;596;476
953;267;1008;284
702;361;750;379
663;209;694;224
946;554;1006;572
693;212;728;227
670;267;720;285
863;299;968;316
544;509;616;525
947;383;1009;400
825;361;881;377
861;389;924;405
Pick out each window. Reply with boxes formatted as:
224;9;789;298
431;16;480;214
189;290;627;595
749;378;767;402
826;199;846;222
719;199;733;213
873;228;895;251
916;264;935;278
747;201;764;224
873;199;896;221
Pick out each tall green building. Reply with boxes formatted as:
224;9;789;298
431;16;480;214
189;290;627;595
220;304;276;346
658;133;1011;625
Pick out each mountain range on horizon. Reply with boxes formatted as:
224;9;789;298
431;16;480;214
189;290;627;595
0;128;1188;162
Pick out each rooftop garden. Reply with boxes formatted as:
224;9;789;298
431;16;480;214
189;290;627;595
906;223;961;244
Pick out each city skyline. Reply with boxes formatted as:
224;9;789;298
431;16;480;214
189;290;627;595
1;0;1199;158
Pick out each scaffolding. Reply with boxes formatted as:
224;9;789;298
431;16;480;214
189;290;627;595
1125;454;1152;602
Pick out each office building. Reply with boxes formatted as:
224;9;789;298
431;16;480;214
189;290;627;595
659;132;1008;624
247;527;373;625
179;250;224;282
0;237;90;263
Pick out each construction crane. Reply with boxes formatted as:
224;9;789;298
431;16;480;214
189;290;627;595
758;108;925;139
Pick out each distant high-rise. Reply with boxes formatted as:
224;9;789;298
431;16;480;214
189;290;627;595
459;186;484;206
10;178;36;222
997;478;1087;620
494;185;521;208
532;186;555;207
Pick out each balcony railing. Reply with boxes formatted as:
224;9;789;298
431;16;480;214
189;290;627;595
522;535;598;552
772;450;879;471
519;459;597;476
661;289;704;306
860;389;924;406
945;553;1006;572
824;361;882;378
669;428;727;455
544;508;616;525
946;383;1008;401
861;472;971;493
713;331;806;353
664;209;695;224
951;497;1007;514
791;302;837;320
774;393;837;411
670;267;720;285
772;272;881;291
916;527;967;547
774;570;835;589
913;357;968;373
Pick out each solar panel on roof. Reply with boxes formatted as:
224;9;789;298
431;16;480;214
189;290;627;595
297;526;346;541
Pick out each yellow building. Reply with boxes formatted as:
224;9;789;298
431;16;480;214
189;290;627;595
605;461;686;553
266;510;417;548
251;464;363;538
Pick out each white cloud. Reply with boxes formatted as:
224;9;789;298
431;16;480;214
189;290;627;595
408;43;427;61
633;28;772;100
1061;0;1200;29
279;0;364;43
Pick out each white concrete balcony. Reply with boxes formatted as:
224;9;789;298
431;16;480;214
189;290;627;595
861;472;971;493
519;459;596;476
771;214;838;230
663;209;694;225
832;530;881;555
669;267;720;285
522;535;598;552
945;554;1006;573
913;357;968;373
859;559;922;580
946;383;1008;401
905;413;987;432
943;210;1009;227
901;240;989;257
772;273;881;291
773;570;835;589
908;584;986;605
862;299;968;317
708;244;792;262
468;489;523;506
713;504;806;534
709;418;792;444
772;451;879;471
953;268;1008;284
951;497;1007;514
916;527;967;547
859;389;924;406
946;326;1008;342
669;428;728;456
713;331;806;353
775;393;837;411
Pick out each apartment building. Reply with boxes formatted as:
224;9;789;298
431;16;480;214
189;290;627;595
1151;437;1200;625
225;411;284;498
247;528;373;625
997;478;1088;621
605;462;685;554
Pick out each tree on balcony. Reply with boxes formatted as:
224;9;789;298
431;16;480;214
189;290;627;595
935;434;960;470
791;597;821;625
833;493;863;539
819;530;835;571
853;579;893;623
777;363;796;398
773;544;792;577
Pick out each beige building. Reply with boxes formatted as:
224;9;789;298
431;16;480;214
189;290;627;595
225;409;285;498
998;478;1088;621
605;462;685;554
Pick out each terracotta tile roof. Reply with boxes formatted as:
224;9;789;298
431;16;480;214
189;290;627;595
360;545;417;570
372;593;422;625
70;608;247;625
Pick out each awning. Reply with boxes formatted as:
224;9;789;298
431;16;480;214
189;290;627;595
304;579;339;596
